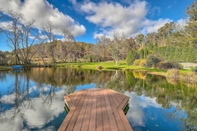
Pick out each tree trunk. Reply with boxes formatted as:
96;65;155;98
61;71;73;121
115;59;118;66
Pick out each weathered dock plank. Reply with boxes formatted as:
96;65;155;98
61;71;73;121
58;88;133;131
103;89;118;131
88;90;96;131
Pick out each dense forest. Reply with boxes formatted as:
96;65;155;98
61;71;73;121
0;0;197;67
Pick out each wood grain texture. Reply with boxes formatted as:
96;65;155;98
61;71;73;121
58;88;133;131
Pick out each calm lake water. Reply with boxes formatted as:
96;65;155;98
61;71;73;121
0;68;196;131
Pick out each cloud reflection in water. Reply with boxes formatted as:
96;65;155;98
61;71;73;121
125;91;161;128
0;86;66;131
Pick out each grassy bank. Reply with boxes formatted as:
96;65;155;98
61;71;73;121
56;61;128;70
0;61;193;77
0;66;12;71
56;61;167;75
56;61;196;77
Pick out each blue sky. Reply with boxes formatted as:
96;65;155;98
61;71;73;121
0;0;195;51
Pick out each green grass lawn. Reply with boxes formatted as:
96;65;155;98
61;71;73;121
56;60;166;73
56;61;125;70
1;61;193;77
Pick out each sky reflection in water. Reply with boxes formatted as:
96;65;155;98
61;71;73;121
0;69;196;131
125;92;185;131
0;72;66;131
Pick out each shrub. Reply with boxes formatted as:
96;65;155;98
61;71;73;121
126;49;139;65
180;72;197;84
191;66;197;73
133;59;140;66
146;54;162;67
97;65;102;70
166;69;180;80
139;59;146;67
133;70;146;79
133;59;146;66
156;61;183;69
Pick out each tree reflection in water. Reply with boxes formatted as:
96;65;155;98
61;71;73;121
0;69;69;130
124;71;197;131
0;68;196;131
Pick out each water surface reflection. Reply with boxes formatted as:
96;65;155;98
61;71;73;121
0;68;196;131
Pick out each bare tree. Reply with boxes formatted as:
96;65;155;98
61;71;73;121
19;20;42;64
1;9;45;64
0;51;8;65
37;42;47;65
0;10;4;33
170;23;197;47
90;44;101;62
1;10;23;64
62;29;77;62
107;32;132;65
134;34;145;47
42;21;56;63
96;36;110;61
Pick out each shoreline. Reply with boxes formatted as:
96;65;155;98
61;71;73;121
0;61;193;77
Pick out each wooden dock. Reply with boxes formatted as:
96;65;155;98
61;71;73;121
58;88;133;131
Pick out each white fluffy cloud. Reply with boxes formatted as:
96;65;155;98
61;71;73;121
80;1;172;38
0;0;86;36
124;91;161;126
175;18;187;29
139;18;172;34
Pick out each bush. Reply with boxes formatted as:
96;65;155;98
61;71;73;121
133;70;146;79
139;59;146;67
166;69;180;80
126;49;139;65
97;65;102;70
156;61;183;69
180;72;197;84
133;59;146;67
146;54;162;67
133;59;140;66
191;66;197;73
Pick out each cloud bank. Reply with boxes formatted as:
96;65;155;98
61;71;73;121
79;1;172;38
0;0;86;36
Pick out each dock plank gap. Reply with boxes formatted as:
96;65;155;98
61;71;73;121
58;88;133;131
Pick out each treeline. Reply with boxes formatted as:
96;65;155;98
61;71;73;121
0;41;93;65
126;0;197;67
0;1;197;66
153;45;197;62
0;10;96;65
0;9;136;65
136;44;197;62
30;34;136;65
31;40;93;64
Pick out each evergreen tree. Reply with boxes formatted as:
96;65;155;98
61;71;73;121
126;49;139;65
